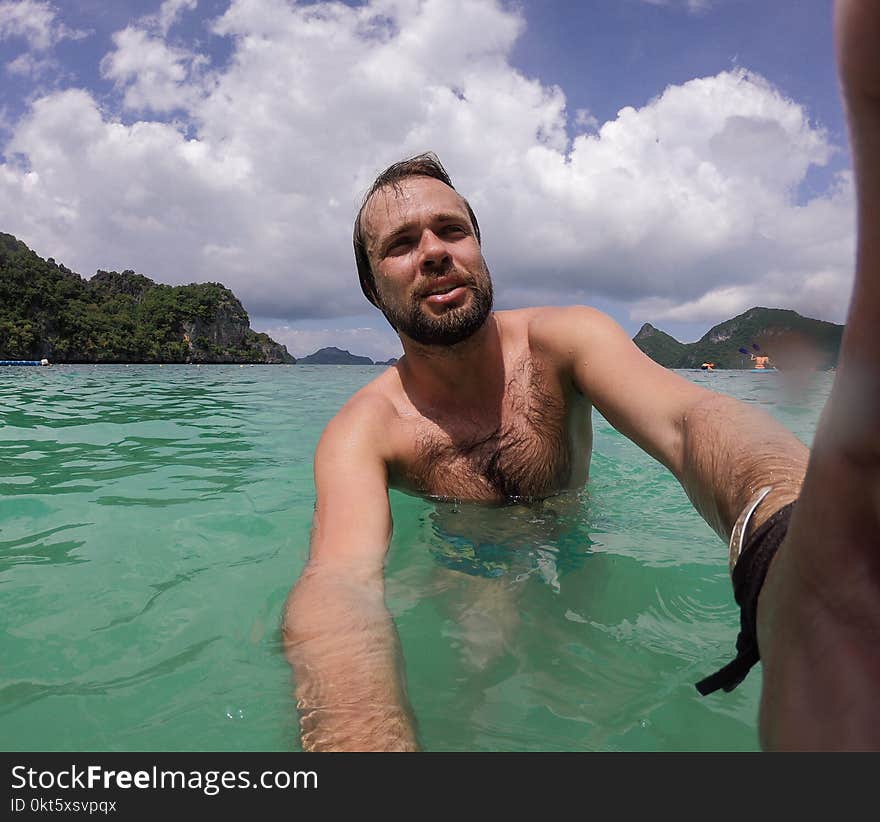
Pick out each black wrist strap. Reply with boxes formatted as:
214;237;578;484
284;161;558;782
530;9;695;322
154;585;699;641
695;500;797;696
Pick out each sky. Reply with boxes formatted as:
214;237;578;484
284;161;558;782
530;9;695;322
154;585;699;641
0;0;851;361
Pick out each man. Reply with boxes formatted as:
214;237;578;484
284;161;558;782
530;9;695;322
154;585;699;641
282;152;810;751
283;0;880;751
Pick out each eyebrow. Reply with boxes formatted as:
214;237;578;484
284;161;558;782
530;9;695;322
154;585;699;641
375;212;470;254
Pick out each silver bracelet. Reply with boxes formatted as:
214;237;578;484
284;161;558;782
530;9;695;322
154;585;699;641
728;486;773;576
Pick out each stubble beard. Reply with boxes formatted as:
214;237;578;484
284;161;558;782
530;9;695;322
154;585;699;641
379;263;494;347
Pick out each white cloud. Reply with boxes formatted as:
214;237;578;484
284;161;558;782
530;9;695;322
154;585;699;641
0;0;855;334
574;108;599;132
639;0;713;12
487;70;848;316
97;1;203;113
6;50;52;76
154;0;199;36
100;26;207;113
0;1;89;79
0;0;87;51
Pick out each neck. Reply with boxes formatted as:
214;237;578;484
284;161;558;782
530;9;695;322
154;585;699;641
397;313;505;409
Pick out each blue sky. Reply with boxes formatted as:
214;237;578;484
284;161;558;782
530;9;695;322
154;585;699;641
0;1;851;359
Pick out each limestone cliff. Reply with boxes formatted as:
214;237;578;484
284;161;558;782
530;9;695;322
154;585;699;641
0;232;295;364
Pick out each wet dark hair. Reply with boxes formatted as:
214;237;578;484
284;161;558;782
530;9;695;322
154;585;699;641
352;152;481;309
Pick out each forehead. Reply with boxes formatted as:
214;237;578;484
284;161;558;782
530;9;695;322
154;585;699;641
362;176;469;244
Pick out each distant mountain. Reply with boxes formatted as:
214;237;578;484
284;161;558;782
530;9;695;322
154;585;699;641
633;307;843;370
299;346;374;364
376;357;399;366
0;233;295;364
633;323;688;367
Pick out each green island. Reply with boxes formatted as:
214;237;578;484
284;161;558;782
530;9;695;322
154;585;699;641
633;308;843;370
0;233;294;364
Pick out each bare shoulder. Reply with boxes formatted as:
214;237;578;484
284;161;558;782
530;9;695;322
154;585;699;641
318;369;401;459
521;305;628;357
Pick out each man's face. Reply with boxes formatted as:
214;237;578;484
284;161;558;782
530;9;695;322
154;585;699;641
363;176;493;346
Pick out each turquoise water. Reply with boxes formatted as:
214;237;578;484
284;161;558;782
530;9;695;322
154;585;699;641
0;364;831;751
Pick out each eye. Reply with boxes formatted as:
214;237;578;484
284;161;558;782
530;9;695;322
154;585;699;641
386;236;413;255
442;225;467;237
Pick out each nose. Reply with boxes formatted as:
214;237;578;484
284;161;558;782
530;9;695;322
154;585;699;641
417;229;450;272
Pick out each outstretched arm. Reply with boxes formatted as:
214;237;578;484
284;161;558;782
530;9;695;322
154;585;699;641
755;0;880;750
282;400;419;751
534;306;808;542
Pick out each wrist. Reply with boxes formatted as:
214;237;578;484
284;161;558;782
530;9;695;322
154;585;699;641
696;491;797;696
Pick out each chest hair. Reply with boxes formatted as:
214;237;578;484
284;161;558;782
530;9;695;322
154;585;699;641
407;356;570;501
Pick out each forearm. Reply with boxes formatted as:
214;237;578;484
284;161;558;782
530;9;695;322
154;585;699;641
749;0;880;750
679;393;809;540
282;563;419;752
823;0;880;463
755;173;880;747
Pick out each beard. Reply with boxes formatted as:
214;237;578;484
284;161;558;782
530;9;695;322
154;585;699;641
379;263;494;347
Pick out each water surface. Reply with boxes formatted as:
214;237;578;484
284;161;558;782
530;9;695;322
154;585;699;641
0;364;831;751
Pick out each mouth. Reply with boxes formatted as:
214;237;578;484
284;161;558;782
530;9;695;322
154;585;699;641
421;275;468;298
426;285;467;305
423;284;468;306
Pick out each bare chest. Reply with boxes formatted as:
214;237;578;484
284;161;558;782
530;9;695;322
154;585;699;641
391;360;589;502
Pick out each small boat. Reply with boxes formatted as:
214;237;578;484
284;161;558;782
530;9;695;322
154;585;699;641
0;358;51;366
